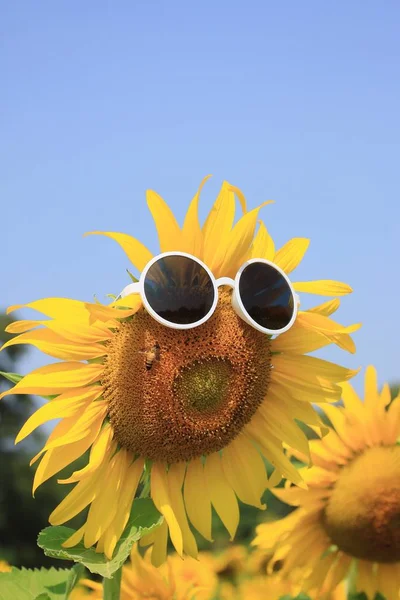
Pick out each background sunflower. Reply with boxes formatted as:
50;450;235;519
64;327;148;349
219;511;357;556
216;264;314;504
253;366;400;600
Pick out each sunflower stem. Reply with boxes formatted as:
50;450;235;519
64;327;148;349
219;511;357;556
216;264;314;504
103;566;122;600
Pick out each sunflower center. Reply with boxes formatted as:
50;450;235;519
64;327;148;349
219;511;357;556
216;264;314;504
103;289;271;463
322;445;400;562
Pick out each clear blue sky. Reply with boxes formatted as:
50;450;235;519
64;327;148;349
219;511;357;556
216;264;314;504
1;1;399;394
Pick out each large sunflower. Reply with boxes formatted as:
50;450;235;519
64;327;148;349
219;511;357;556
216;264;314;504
253;365;400;599
1;178;359;565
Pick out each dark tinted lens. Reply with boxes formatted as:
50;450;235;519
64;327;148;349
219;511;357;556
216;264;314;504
239;262;294;331
144;256;215;325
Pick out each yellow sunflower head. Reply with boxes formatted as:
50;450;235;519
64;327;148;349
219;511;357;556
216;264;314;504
253;365;400;599
1;178;360;565
77;544;217;600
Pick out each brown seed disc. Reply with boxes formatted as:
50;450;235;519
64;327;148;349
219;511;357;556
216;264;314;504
102;289;271;463
322;445;400;562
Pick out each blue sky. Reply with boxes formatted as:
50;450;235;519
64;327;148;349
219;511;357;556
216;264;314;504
1;1;399;395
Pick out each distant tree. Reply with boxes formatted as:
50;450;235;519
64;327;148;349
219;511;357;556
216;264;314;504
0;313;85;568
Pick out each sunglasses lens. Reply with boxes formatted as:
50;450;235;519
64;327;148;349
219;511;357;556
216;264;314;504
144;255;215;325
239;262;295;331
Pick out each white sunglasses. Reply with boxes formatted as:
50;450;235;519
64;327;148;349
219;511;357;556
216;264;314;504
118;251;299;336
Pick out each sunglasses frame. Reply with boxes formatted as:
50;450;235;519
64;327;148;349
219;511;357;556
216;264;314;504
118;251;299;335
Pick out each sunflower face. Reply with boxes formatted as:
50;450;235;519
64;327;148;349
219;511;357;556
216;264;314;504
254;366;400;598
322;445;400;563
1;178;360;565
104;289;271;463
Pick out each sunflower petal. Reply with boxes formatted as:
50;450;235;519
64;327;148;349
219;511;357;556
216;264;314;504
307;299;340;316
146;190;183;252
150;520;168;567
274;238;310;275
1;328;107;361
204;452;239;539
221;435;267;509
184;458;213;542
249;220;275;261
7;298;90;321
203;181;236;272
101;457;144;558
167;463;198;558
84;232;153;273
218;201;272;278
151;463;183;557
181;175;212;258
0;362;103;399
293;281;352;296
15;386;102;444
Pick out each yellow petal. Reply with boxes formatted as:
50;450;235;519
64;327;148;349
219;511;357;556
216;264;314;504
272;354;359;383
101;457;144;558
16;386;102;444
297;312;361;335
5;319;42;334
146;190;183;252
257;399;311;460
84;232;153;273
34;431;101;493
202;181;236;273
0;362;103;399
151;463;183;556
41;401;107;451
151;520;168;567
7;298;90;321
226;183;248;214
273;238;310;275
272;323;331;355
364;364;378;408
181;175;212;258
221;435;267;509
204;452;239;539
109;294;142;312
49;468;104;524
249;220;275;261
167;463;198;558
293;280;353;296
245;422;306;488
62;524;86;548
84;301;136;323
59;424;114;484
1;328;107;361
84;450;128;548
183;458;213;542
218;201;272;278
307;299;340;316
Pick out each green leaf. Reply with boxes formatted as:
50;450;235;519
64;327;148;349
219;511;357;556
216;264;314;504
0;567;72;600
0;371;24;384
63;564;85;599
37;498;163;578
348;594;368;600
126;269;138;283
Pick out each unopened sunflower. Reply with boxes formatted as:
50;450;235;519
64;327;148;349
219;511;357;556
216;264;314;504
1;178;359;564
253;365;400;600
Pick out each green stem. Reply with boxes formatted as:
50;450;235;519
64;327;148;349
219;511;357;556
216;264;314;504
103;566;122;600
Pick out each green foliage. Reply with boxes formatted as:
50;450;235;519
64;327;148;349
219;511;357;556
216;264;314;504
63;564;85;599
0;371;23;384
37;498;163;578
0;567;73;600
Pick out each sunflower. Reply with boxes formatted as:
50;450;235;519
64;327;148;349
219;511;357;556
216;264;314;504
76;544;217;600
1;178;359;565
253;365;400;600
